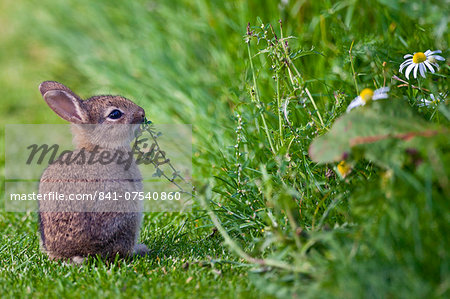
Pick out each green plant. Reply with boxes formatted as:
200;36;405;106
208;16;448;298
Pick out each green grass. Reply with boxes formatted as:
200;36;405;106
0;212;262;298
0;0;449;298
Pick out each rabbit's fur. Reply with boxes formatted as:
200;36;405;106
38;81;149;263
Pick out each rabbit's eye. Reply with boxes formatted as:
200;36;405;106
108;109;123;119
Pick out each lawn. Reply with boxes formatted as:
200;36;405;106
0;0;448;298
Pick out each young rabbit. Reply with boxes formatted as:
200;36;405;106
38;81;149;263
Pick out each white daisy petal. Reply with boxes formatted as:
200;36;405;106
430;50;442;55
433;55;445;61
346;97;363;113
424;50;431;55
413;64;419;78
405;63;415;79
423;61;435;73
373;93;388;100
408;63;417;79
418;99;432;107
418;93;443;107
419;63;426;78
404;54;413;59
375;87;390;94
399;60;413;72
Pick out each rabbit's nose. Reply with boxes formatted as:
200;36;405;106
138;108;145;118
133;107;146;123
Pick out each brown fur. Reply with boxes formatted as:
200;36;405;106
38;81;149;263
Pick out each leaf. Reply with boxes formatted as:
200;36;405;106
136;138;148;144
309;99;447;165
152;168;163;177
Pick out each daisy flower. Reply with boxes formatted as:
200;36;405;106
346;87;390;113
399;50;445;79
418;93;446;107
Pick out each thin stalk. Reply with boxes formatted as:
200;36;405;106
286;135;296;155
276;73;284;147
247;42;276;154
279;24;325;128
285;207;302;249
305;87;324;127
311;192;330;230
392;75;430;92
349;40;359;95
135;123;194;196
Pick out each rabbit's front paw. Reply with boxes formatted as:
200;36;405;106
133;244;149;257
61;256;86;266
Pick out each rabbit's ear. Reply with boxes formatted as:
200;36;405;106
39;81;82;101
43;90;87;123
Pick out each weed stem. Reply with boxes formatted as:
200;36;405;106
247;42;276;154
349;40;359;95
279;24;325;128
276;73;284;147
305;87;324;127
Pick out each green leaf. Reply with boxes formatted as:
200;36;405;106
309;99;447;166
152;168;163;177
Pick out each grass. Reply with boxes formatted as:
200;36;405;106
0;0;449;298
0;212;261;298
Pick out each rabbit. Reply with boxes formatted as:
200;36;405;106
38;81;149;263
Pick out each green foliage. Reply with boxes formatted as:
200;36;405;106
309;100;446;166
306;99;449;298
207;3;448;298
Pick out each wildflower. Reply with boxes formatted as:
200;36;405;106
399;50;445;79
418;93;446;107
346;87;389;112
337;161;352;178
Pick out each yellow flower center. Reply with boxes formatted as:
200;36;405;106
337;161;352;178
413;52;426;64
360;88;374;104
